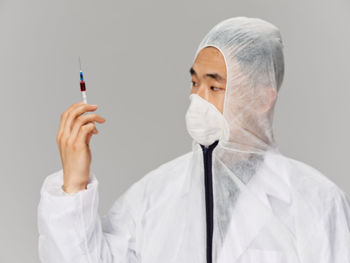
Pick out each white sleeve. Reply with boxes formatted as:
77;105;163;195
37;169;142;263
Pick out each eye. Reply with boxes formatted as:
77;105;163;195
191;81;198;87
210;86;221;91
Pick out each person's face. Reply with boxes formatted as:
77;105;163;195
189;46;227;114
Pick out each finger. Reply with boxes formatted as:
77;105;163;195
57;101;85;142
63;103;98;140
86;127;98;145
76;122;96;147
70;114;105;142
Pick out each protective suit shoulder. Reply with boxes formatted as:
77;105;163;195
286;155;344;192
281;154;349;220
272;154;350;261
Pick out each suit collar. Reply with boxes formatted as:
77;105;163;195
180;146;292;206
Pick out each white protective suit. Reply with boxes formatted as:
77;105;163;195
37;17;350;263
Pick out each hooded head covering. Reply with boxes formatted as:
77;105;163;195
192;16;284;155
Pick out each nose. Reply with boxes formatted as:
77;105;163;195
191;85;209;101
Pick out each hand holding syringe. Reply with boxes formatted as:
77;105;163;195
56;57;106;194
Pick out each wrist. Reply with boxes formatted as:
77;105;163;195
62;183;87;194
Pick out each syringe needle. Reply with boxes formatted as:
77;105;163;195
78;56;82;71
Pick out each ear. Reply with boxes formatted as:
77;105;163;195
257;87;277;114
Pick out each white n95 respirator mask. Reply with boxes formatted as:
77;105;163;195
185;93;229;147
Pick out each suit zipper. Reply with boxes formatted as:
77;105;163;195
200;140;219;263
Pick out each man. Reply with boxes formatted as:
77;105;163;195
38;17;350;263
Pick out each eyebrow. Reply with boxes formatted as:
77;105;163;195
189;67;226;83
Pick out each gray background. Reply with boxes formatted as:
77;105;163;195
1;0;349;262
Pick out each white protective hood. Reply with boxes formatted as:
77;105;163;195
37;17;350;263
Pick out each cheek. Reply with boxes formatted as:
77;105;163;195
209;92;225;114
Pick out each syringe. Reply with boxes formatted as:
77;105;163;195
79;56;88;104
